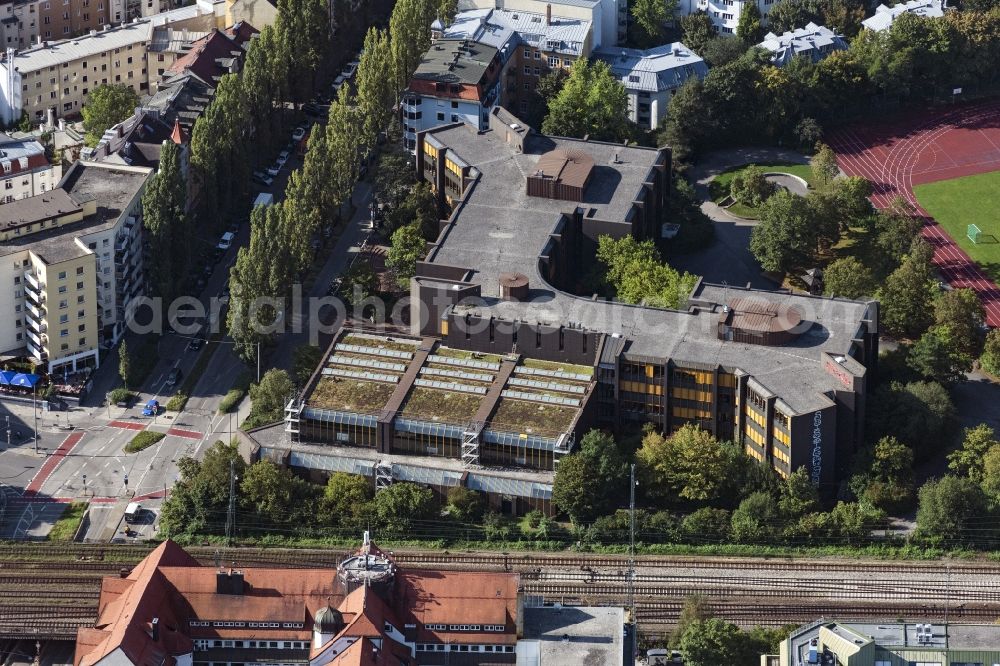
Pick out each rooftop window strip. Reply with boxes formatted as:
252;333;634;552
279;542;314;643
420;366;494;383
501;389;580;407
506;376;586;394
427;353;501;371
328;355;408;373
325;368;399;384
288;450;375;475
483;428;559;451
394;417;466;438
413;378;488;395
335;342;413;360
394;464;463;486
301;407;379;426
512;366;592;382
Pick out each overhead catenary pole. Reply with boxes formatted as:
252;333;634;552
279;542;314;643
33;383;38;455
628;462;637;650
225;459;237;546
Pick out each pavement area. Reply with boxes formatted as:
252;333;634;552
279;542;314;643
0;134;376;542
669;147;811;289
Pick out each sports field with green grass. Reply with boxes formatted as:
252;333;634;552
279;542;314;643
913;170;1000;283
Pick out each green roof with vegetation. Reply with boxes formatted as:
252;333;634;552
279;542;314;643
341;334;419;352
310;377;396;412
401;386;483;422
490;398;578;435
519;358;594;378
435;346;504;363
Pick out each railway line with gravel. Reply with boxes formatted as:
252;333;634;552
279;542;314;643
2;544;1000;640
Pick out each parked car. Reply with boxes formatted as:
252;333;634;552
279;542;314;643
253;174;273;187
292;127;306;142
165;368;183;389
303;103;321;117
142;399;160;416
342;61;359;78
277;150;290;164
217;231;235;251
266;164;280;177
186;337;204;351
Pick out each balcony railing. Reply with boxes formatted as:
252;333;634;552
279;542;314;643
26;340;47;362
25;301;44;320
23;270;42;293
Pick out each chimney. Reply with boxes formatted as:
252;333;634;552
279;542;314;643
151;617;159;642
45;107;55;131
546;3;551;25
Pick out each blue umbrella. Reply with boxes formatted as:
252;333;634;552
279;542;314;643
9;373;39;388
0;371;13;385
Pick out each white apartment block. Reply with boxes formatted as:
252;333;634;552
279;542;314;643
758;22;847;65
862;0;944;32
0;160;150;372
594;42;707;130
459;0;624;48
0;134;61;201
675;0;777;35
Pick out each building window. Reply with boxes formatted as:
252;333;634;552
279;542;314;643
533;51;540;59
548;56;558;66
60;328;68;337
436;112;444;121
523;66;530;75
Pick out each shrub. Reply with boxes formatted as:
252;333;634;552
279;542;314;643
109;387;134;404
125;430;166;453
165;392;188;412
48;501;88;541
729;165;774;207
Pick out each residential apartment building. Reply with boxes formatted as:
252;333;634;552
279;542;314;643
862;0;944;31
593;42;707;130
460;0;623;47
257;109;877;514
75;539;629;666
675;0;776;35
0;160;150;372
758;22;847;65
779;620;1000;666
0;133;61;200
0;3;218;125
403;7;591;148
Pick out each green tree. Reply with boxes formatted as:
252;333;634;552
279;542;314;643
701;36;751;67
916;475;991;545
292;345;324;385
934;288;984;358
730;165;774;206
981;444;1000;502
822;257;876;299
596;235;699;309
730;491;780;543
355;28;395;152
851;435;915;512
766;0;824;34
680;11;718;54
553;430;628;523
674;594;712;642
118;339;130;391
878;252;935;339
680;507;732;541
389;0;436;92
446;487;485;522
867;380;955;461
248;368;296;423
341;260;379;312
778;466;820;519
386;223;427;287
373;482;436;533
659;77;712;162
948;424;999;482
542;59;630;142
388;182;439;238
275;0;330;102
810;142;840;188
981;329;1000;376
631;0;677;43
159;440;247;536
242;24;288;156
82;84;140;146
190;74;250;227
908;325;973;384
240;460;316;525
325;88;362;218
141;141;189;302
321;472;374;527
874;200;922;266
637;424;743;503
736;3;764;44
680;619;748;666
750;189;815;272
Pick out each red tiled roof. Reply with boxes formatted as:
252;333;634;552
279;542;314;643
224;20;259;48
167;29;243;83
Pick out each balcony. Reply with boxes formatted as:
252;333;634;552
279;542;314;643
26;314;45;334
26;339;47;362
25;300;45;320
23;270;42;293
26;328;46;347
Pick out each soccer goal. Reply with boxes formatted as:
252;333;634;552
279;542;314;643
969;224;984;243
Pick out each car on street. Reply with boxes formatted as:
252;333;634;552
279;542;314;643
292;127;306;142
142;399;160;416
303;103;321;117
277;150;290;164
165;367;183;389
343;61;359;78
266;164;280;177
186;338;204;351
253;174;273;187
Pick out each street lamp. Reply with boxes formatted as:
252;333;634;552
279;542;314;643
32;382;37;455
82;474;87;498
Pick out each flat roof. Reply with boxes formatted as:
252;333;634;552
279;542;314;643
787;621;1000;664
412;39;499;85
421;122;873;414
0;189;79;229
519;606;624;665
61;161;150;221
2;21;154;74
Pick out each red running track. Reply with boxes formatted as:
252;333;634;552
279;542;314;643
827;100;1000;328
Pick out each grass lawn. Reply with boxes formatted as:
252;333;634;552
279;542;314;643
709;162;814;219
913;171;1000;283
48;501;87;541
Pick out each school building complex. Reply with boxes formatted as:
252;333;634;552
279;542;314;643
247;108;879;515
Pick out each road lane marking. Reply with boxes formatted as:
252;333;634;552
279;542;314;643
23;431;85;498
